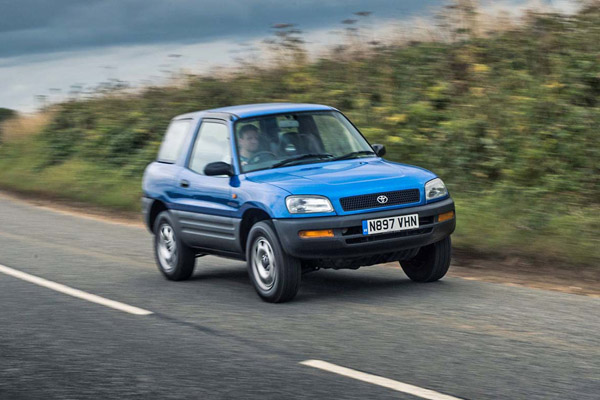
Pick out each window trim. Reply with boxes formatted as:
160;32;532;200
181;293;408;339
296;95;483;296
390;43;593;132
185;118;231;176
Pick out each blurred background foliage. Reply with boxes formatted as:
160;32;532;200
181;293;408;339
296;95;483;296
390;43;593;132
1;1;599;265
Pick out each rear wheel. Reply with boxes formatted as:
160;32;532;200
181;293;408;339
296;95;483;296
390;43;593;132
400;237;451;282
247;221;301;303
153;211;195;281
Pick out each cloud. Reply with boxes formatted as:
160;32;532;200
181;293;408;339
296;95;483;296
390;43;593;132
0;0;440;58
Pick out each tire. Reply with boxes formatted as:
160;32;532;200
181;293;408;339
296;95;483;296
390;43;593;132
246;221;301;303
153;211;196;281
400;237;452;282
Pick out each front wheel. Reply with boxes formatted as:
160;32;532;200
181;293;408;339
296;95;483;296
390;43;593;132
400;237;451;282
246;221;301;303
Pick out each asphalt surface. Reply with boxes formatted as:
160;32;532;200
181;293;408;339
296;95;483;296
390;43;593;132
0;196;598;399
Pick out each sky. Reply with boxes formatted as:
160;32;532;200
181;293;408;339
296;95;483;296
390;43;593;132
0;0;574;112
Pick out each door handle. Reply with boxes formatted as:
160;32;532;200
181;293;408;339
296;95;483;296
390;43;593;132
180;179;190;188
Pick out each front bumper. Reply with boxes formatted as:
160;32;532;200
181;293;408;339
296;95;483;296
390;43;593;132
141;196;153;232
273;197;455;259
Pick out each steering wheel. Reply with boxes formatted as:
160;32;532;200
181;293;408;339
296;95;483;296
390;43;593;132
249;151;278;164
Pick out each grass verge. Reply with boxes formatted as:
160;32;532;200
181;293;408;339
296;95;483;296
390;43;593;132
1;135;598;266
0;137;141;211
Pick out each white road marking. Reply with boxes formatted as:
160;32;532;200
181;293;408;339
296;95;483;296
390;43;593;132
300;360;463;400
0;264;153;316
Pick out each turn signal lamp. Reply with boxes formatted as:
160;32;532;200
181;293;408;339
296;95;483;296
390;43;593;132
438;211;455;222
298;229;334;238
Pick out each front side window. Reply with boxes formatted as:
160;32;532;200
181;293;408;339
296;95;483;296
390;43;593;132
157;119;191;163
235;111;373;173
188;121;231;174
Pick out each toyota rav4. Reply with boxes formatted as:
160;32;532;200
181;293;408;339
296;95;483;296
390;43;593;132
142;103;455;302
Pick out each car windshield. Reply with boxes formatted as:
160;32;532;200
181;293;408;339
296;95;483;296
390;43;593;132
234;111;375;173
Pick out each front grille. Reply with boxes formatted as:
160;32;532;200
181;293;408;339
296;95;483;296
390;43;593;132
339;189;420;211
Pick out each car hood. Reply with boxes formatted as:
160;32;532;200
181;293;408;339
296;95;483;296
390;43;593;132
246;158;437;214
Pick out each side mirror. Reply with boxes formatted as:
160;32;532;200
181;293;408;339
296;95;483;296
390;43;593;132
204;161;234;177
372;144;386;157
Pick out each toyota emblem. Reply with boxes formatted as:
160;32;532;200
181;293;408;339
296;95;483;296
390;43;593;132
377;195;388;204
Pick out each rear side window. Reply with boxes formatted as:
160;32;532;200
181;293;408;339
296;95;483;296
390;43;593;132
157;119;191;163
189;121;231;174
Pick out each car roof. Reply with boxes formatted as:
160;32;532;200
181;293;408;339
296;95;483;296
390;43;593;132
173;103;337;120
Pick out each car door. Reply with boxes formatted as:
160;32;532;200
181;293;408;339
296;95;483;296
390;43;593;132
174;119;239;253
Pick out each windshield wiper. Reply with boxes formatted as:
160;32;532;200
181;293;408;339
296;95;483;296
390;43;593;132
271;153;333;168
330;150;376;161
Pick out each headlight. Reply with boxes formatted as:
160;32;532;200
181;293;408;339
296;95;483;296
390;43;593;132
286;195;333;214
425;178;448;201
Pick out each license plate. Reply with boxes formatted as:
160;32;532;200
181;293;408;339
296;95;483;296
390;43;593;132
362;214;419;235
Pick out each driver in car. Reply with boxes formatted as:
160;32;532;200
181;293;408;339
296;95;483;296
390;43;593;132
238;124;261;166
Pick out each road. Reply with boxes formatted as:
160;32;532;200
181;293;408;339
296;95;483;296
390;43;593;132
0;196;598;399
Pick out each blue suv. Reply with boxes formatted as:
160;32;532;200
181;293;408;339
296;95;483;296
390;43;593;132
142;103;455;302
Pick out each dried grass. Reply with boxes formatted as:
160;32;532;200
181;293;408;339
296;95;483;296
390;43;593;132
0;111;53;143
